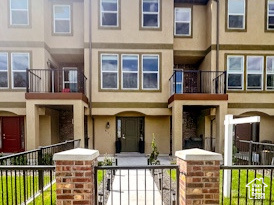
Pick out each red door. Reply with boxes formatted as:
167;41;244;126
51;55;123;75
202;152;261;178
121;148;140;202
1;117;22;153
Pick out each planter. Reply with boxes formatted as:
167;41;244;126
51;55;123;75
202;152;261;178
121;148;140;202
115;139;121;153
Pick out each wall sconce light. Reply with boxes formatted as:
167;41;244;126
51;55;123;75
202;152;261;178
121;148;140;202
106;122;110;129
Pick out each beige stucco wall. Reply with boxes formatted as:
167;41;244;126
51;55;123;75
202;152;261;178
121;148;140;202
39;115;51;146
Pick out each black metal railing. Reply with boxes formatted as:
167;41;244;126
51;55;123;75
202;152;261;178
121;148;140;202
169;70;226;96
26;69;87;95
0;139;81;166
234;140;274;165
95;165;179;205
220;165;274;205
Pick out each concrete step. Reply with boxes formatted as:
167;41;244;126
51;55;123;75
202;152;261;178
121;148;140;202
115;152;146;157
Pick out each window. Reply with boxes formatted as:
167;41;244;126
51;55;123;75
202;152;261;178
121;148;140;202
266;57;274;90
174;8;191;36
142;0;160;28
63;68;77;92
100;0;118;27
267;0;274;30
10;0;29;26
101;54;118;89
227;0;245;29
11;53;29;89
53;5;71;34
122;55;139;89
227;56;244;90
0;53;8;89
173;70;183;93
142;55;159;90
246;56;264;90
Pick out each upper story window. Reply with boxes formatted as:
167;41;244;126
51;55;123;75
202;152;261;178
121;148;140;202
122;55;139;90
53;5;71;34
227;0;245;30
100;0;119;27
174;8;191;37
267;0;274;30
101;54;119;89
246;56;264;90
63;68;77;92
10;0;29;26
266;57;274;90
0;53;8;89
11;53;30;89
142;0;160;28
227;56;244;90
142;55;159;90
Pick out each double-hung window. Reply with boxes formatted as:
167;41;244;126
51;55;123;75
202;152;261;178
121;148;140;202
10;0;29;26
142;55;159;90
174;8;191;36
101;54;119;89
122;55;139;90
11;53;30;89
53;5;71;34
100;0;118;27
227;0;245;29
266;57;274;90
142;0;160;28
267;0;274;30
246;56;264;90
227;56;244;90
63;68;77;92
0;53;8;89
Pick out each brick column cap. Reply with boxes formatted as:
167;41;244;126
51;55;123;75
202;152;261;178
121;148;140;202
175;148;223;161
53;148;99;161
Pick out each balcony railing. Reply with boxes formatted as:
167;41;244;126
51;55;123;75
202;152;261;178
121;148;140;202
169;70;226;96
26;69;87;95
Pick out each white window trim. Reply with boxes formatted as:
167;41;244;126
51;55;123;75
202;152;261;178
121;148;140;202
142;54;159;90
10;0;29;26
227;0;245;29
227;55;244;90
266;56;274;90
142;0;160;28
101;54;119;90
246;56;264;91
63;67;78;90
11;53;30;89
121;54;139;90
100;0;119;27
0;53;9;89
267;1;274;30
53;5;71;34
174;8;191;36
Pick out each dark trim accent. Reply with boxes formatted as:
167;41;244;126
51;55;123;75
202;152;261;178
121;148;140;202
25;93;88;104
0;102;26;108
168;94;228;104
228;103;274;109
92;102;168;108
174;0;209;5
87;43;173;49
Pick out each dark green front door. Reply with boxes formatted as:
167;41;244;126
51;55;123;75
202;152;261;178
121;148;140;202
120;118;140;152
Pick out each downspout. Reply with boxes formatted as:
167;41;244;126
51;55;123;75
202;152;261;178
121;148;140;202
215;0;220;72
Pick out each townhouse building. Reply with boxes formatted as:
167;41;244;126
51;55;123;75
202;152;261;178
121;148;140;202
0;0;273;155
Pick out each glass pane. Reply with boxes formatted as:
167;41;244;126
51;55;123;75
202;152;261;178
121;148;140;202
64;70;77;82
143;73;158;89
269;16;274;25
143;56;158;71
267;57;274;73
102;1;117;12
228;57;243;71
143;14;158;27
175;71;183;82
0;73;8;88
228;0;245;14
123;73;138;89
176;9;190;21
11;0;28;9
269;3;274;14
12;53;29;71
102;13;117;26
176;23;190;35
13;72;26;88
54;6;70;19
247;74;262;89
143;1;158;12
228;74;242;88
122;56;138;71
247;57;263;72
229;15;244;28
12;10;28;25
267;74;274;89
55;20;70;33
102;73;117;88
102;55;118;71
0;53;8;71
176;84;182;94
117;119;121;138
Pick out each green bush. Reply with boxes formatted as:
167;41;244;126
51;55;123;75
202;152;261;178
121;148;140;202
10;156;28;165
148;134;160;165
42;153;53;165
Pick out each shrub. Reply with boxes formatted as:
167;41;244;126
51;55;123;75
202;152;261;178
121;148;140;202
148;134;160;165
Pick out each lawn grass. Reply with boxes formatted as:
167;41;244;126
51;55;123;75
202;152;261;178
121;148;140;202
167;169;177;181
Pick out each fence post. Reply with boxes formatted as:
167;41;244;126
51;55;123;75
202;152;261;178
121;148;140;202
176;148;222;205
38;148;43;190
249;141;253;165
53;148;99;205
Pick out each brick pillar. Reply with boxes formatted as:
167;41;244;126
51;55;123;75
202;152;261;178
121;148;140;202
53;148;99;205
176;148;222;205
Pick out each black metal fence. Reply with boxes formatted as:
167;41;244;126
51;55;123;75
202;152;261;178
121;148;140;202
95;165;179;205
0;166;55;205
234;140;274;165
220;165;274;205
169;70;226;96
